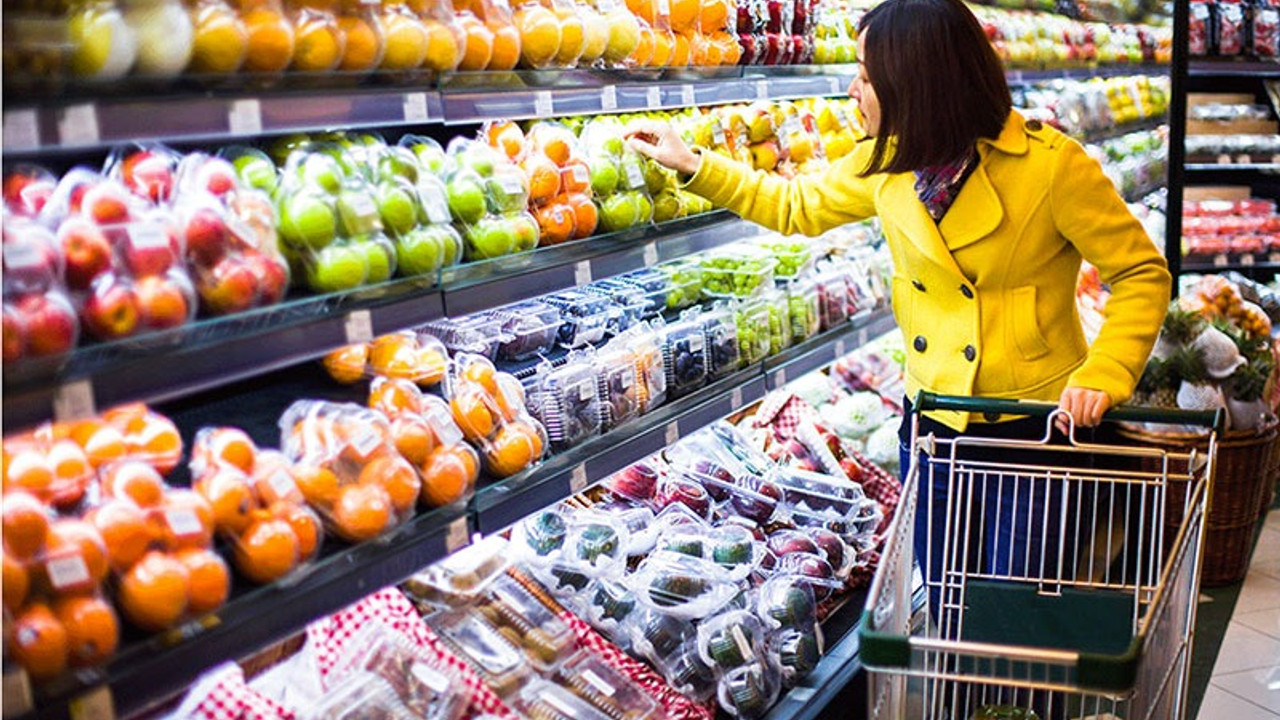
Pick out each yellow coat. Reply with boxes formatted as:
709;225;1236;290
684;110;1171;430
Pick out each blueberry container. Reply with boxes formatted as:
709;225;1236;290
488;300;564;361
528;357;603;451
420;315;510;360
595;343;640;431
544;290;616;348
699;306;742;380
660;317;708;399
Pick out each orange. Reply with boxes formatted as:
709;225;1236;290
293;464;341;508
485;422;541;477
3;490;50;560
420;446;476;507
711;30;737;64
698;0;727;32
43;520;109;595
368;332;420;381
358;455;420;514
241;7;297;72
203;427;259;474
233;517;299;584
70;421;127;469
337;14;385;71
671;31;690;65
415;347;448;387
10;603;69;681
87;499;154;572
559;158;590;193
330;482;392;542
649;28;673;66
131;415;184;476
456;12;494;70
543;136;573;166
422;18;463;71
487;120;526;159
552;4;585;66
4;448;53;498
629;24;654;66
535;202;575;245
47;440;91;491
335;420;391;467
322;343;369;384
250;451;304;506
153;489;216;552
189;0;250;74
102;461;167;508
102;403;148;433
563;192;598;238
493;372;527;422
461;357;499;394
487;21;521;69
450;388;495;441
291;10;345;71
390;415;435;466
274;503;322;559
368;376;425;417
175;548;231;615
118;551;190;632
4;552;29;611
514;4;561;68
669;0;696;32
379;8;430;69
524;155;561;204
53;595;119;667
196;468;257;535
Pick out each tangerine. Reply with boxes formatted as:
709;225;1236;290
390;415;435;466
53;595;119;667
292;9;345;70
233;517;299;584
5;448;53;498
415;347;448;387
563;192;598;237
189;0;250;74
196;468;257;535
649;28;673;66
486;120;526;159
422;18;463;71
628;23;654;66
175;548;231;614
336;14;384;71
358;455;420;514
10;603;68;681
331;482;392;542
456;13;494;70
2;490;50;560
711;30;737;64
535;202;575;245
71;421;127;469
669;0;696;32
131;416;183;475
322;343;369;384
241;7;297;72
369;376;425;417
379;8;430;69
559;158;590;192
103;461;166;508
461;357;499;394
153;489;216;552
485;422;541;477
420;446;476;507
274;503;322;559
204;427;259;474
4;552;29;611
523;155;561;204
250;451;304;506
671;31;690;65
368;332;420;381
118;551;190;632
487;21;521;69
87;499;154;572
47;440;91;492
293;464;342;508
450;388;495;441
43;520;109;595
698;0;727;32
101;403;148;433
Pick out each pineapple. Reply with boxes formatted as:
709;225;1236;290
1151;302;1205;361
1136;356;1178;408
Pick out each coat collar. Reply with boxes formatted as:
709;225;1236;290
977;109;1029;157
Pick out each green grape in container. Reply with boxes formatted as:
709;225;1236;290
658;258;704;311
761;287;792;356
785;276;820;343
734;297;771;365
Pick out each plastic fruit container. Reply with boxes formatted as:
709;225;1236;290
717;661;781;719
563;511;631;575
699;305;741;379
784;275;820;343
769;626;823;688
403;535;511;607
479;574;576;670
584;578;639;634
324;625;467;720
487;300;563;361
657;522;762;580
699;248;776;299
605;460;662;505
655;258;704;310
556;650;662;720
423;608;532;698
697;609;767;673
751;237;813;278
584;279;650;335
543;289;615;348
631;550;739;618
513;680;616;720
510;507;570;562
594;342;640;431
526;354;602;452
755;573;818;629
445;354;547;478
620;321;667;413
660;315;708;399
420;314;509;361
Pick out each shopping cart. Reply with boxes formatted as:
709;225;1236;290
860;393;1223;720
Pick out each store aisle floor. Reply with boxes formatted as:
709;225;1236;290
1196;509;1280;719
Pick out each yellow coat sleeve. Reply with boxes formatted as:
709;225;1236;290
682;144;879;237
1051;139;1172;405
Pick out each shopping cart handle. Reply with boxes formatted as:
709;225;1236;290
913;392;1226;433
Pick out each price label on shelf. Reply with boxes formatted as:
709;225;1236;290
774;367;786;387
1242;253;1256;266
53;379;96;423
647;86;663;109
731;387;744;410
534;91;555;118
58;104;100;147
344;309;374;344
403;92;430;123
602;85;618;111
665;421;680;445
836;338;847;359
570;464;589;493
642;242;659;267
69;686;115;720
228;99;263;135
656;0;670;13
857;327;868;346
446;517;469;552
828;76;845;95
2;667;33;718
574;260;593;285
681;84;696;106
755;80;770;101
3;110;39;151
1213;254;1229;268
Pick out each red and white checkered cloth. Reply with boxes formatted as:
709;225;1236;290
190;664;294;720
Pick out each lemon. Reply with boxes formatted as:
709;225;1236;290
188;1;248;74
514;5;561;68
68;3;138;78
577;7;608;62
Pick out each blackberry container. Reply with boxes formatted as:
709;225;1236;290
487;300;564;361
660;316;708;399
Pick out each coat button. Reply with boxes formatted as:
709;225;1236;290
964;345;976;362
913;335;927;352
912;280;926;292
1025;119;1042;131
984;411;1002;422
960;285;974;299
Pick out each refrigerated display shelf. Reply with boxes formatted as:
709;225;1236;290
1;211;750;435
1188;59;1280;77
1183;251;1280;271
1078;116;1168;146
1185;163;1280;172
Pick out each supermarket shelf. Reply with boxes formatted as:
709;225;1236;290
1188;59;1280;77
1183;250;1280;272
764;309;899;391
1185;163;1280;172
1004;63;1170;84
20;501;469;720
1122;177;1167;204
1078;116;1168;146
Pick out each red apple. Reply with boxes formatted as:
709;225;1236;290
17;292;78;356
82;280;139;340
198;257;258;315
3;226;61;295
183;207;231;267
134;275;190;329
121;151;175;203
244;252;288;306
81;183;132;225
3;169;56;217
3;303;25;362
196;158;239;198
58;218;114;291
122;224;177;277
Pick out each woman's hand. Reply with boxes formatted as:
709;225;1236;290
1056;386;1111;433
624;120;701;176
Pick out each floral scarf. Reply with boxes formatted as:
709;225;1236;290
913;147;979;223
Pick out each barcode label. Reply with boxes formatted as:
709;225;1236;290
571;164;590;184
3;240;41;269
3;109;40;151
624;162;645;188
351;426;382;457
579;381;594;401
268;470;299;501
166;509;204;538
423;191;451;224
47;555;91;590
602;85;618;111
129;224;169;249
344;310;374;343
828;76;844;95
228;99;263;135
403;92;429;122
59;104;100;147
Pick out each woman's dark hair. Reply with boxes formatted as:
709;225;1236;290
857;0;1012;175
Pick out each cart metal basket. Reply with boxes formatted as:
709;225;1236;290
860;393;1222;720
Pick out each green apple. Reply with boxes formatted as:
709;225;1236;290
602;136;624;157
485;169;530;214
458;146;496;177
336;188;382;237
464;216;516;260
375;181;420;236
510;213;539;253
652;190;686;223
231;151;279;195
643;159;670;195
598;193;640;233
378;146;420;184
589;160;619;196
411;142;452;176
351;236;396;283
300;153;345;194
394;227;444;276
446;174;487;225
305;244;369;293
271;135;312;166
438;225;463;266
634;191;653;224
279;191;338;250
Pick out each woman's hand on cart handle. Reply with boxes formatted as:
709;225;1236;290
1057;386;1111;433
624;121;701;176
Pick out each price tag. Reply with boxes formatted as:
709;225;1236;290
446;517;469;552
755;80;770;100
858;327;868;346
534;91;554;118
623;161;645;189
681;84;696;106
1242;253;1256;266
422;189;451;224
350;426;383;457
828;76;845;95
3;109;40;151
228;99;263;135
403;92;430;123
656;0;671;14
46;555;91;591
711;120;726;146
574;259;593;285
774;367;787;387
570;464;589;493
731;625;756;662
665;421;680;445
582;669;617;697
165;509;204;538
129;224;169;249
344;309;374;343
602;85;618;111
412;663;452;694
835;338;847;358
53;379;96;423
1213;254;1229;268
69;686;115;720
647;86;663;109
58;104;100;147
267;470;300;501
2;667;34;717
3;240;41;269
570;164;590;186
643;242;659;267
731;386;744;410
579;381;594;401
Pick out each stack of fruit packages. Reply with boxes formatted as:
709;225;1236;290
444;354;549;478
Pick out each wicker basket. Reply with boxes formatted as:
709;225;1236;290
1117;420;1278;587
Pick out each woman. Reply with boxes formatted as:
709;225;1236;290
627;0;1171;667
